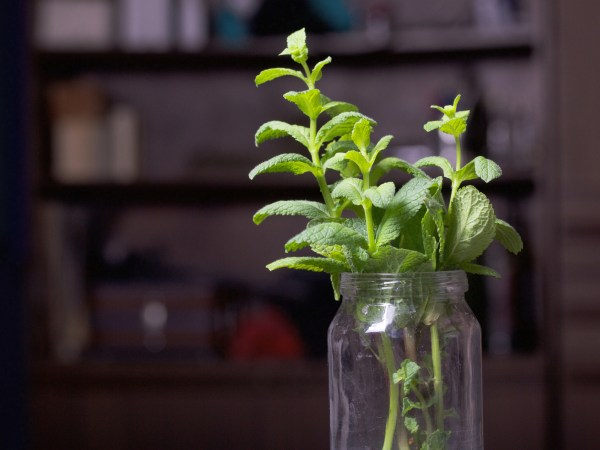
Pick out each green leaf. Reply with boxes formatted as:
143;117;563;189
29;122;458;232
284;222;368;253
371;157;428;183
316;112;376;146
279;28;308;63
344;150;370;174
249;153;315;179
365;247;431;273
351;118;372;152
460;262;500;277
474;156;502;183
255;120;310;148
443;185;496;267
320;99;359;117
494;218;523;254
376;177;435;246
402;397;421;416
421;429;451;450
283;89;323;120
414;156;454;179
253;200;330;224
266;256;348;273
394;359;421;392
331;177;364;205
424;120;444;132
364;182;395;208
404;416;419;434
311;57;332;83
439;117;467;136
370;135;394;162
255;68;305;86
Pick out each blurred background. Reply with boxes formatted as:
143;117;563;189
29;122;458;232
1;0;598;448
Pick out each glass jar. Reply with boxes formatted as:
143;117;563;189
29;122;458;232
328;271;483;450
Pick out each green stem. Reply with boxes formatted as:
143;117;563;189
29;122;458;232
449;136;463;213
380;334;406;450
308;116;335;214
430;322;445;430
364;202;377;253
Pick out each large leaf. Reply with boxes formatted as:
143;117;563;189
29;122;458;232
316;112;376;146
364;246;430;273
253;200;330;224
414;156;454;179
266;256;348;273
255;67;305;86
460;262;500;277
474;156;502;183
443;185;496;267
284;222;367;253
494;218;523;254
371;157;428;183
255;121;310;148
249;153;315;179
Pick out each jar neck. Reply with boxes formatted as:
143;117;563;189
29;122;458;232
340;271;468;304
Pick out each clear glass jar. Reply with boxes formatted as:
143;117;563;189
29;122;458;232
328;271;483;450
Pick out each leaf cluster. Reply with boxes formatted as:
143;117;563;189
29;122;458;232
250;29;523;299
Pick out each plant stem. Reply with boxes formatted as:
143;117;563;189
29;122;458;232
430;322;445;430
381;334;406;450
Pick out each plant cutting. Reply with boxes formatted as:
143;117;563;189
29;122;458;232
250;29;523;450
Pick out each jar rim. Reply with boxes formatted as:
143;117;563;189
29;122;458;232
340;271;468;300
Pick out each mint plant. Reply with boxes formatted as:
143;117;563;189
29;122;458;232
250;29;523;450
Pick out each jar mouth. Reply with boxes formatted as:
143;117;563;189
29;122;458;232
340;271;468;302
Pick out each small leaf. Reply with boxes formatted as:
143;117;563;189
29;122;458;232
460;262;500;277
255;68;305;86
283;89;324;120
443;186;496;267
311;56;332;83
253;200;330;224
351;118;372;153
424;120;444;132
474;156;502;183
494;218;523;254
284;222;368;253
266;256;348;273
316;112;376;146
414;156;454;179
364;182;395;208
331;177;364;205
365;246;430;273
439;116;467;137
370;135;394;162
279;28;308;63
320;99;359;117
255;121;310;148
344;150;371;174
249;153;314;179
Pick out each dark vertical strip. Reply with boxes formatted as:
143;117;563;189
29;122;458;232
0;0;29;449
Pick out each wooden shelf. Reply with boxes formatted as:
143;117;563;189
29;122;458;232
38;175;534;206
35;26;535;77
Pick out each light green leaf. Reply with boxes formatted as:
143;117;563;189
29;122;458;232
284;222;368;253
253;200;330;224
255;121;310;148
370;135;394;162
494;218;523;254
316;112;376;146
364;182;395;208
414;156;454;179
311;56;332;83
443;186;496;267
404;417;419;434
376;177;434;246
279;28;308;63
266;256;348;273
371;157;428;183
422;430;451;450
331;177;364;205
283;89;323;120
249;153;314;179
439;116;467;137
474;156;502;183
394;359;421;392
320;99;359;117
255;68;305;86
460;262;500;277
402;397;421;416
351;118;372;152
344;150;370;174
424;120;444;132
